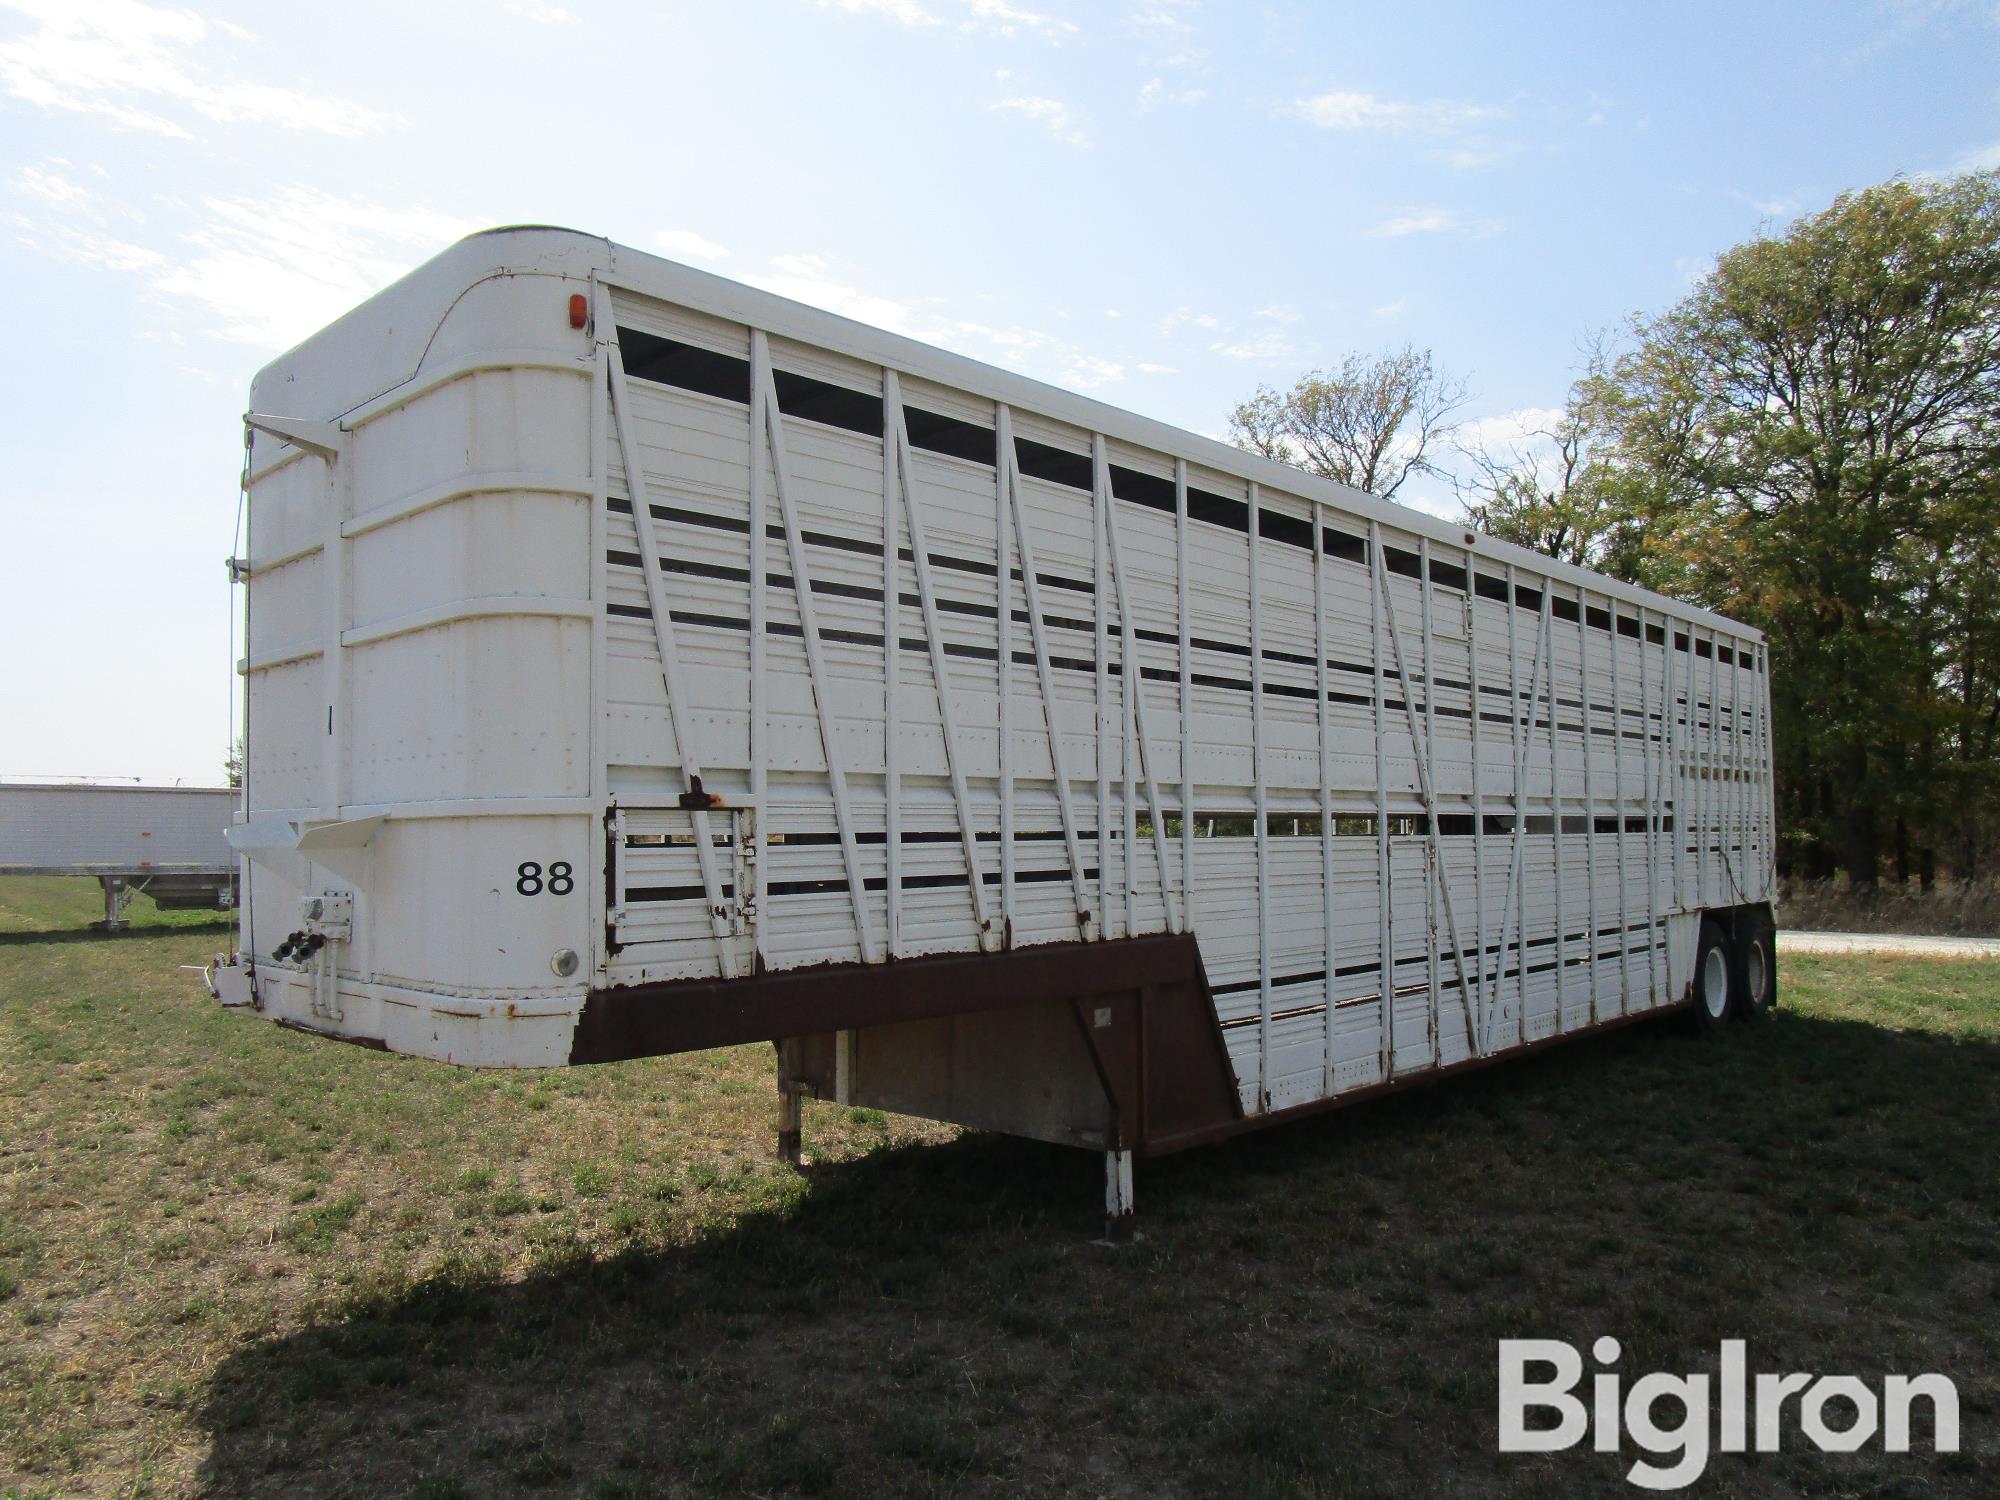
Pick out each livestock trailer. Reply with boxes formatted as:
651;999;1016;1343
2;782;237;926
212;227;1777;1234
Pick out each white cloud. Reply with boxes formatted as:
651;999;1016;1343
152;190;474;347
9;216;162;272
1059;353;1122;388
813;0;940;23
1851;0;2000;61
742;250;1125;393
1392;476;1461;521
966;0;1076;37
12;176;472;348
1127;0;1204;67
1366;208;1502;239
1368;208;1455;237
1284;88;1498;134
1209;330;1294;361
1287;86;1518;172
1253;303;1298;323
1952;140;2000;173
14;162;93;211
503;1;580;22
1433;403;1582;519
0;0;391;139
1729;189;1800;218
992;94;1088;146
1137;75;1206;110
1136;361;1177;375
1372;300;1406;318
749;252;927;334
655;228;729;262
816;0;1078;36
1129;0;1197;35
1458;405;1565;455
1158;306;1219;335
1672;254;1713;287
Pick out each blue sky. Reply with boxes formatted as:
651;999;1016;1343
2;0;1995;785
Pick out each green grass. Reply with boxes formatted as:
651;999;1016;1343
0;874;232;936
1;938;1995;1497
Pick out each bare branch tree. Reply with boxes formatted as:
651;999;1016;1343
1227;346;1468;499
1455;337;1625;569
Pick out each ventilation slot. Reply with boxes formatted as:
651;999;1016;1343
618;327;750;404
1014;436;1093;491
1187;486;1249;534
1257;507;1314;551
773;369;881;437
1325;527;1367;565
907;407;994;465
1110;464;1176;513
1428;559;1469;592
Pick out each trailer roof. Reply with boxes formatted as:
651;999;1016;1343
254;225;1762;643
0;783;236;795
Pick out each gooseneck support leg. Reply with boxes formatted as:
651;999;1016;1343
774;1039;804;1168
1104;1148;1135;1243
777;1086;802;1168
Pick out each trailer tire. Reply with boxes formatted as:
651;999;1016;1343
1733;914;1776;1020
1691;917;1733;1031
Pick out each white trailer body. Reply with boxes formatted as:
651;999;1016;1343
2;783;238;924
218;228;1776;1226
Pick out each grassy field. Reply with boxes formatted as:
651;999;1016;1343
0;876;232;939
1;885;1994;1497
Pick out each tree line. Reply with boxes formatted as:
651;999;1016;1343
1230;171;2000;888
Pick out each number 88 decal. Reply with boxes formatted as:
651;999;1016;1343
516;861;574;896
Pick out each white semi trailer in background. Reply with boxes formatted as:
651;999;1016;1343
2;782;237;927
211;227;1777;1234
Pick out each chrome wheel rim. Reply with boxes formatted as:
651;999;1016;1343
1702;946;1730;1019
1746;940;1767;1007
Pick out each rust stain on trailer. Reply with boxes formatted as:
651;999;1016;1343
572;933;1207;1056
568;932;1248;1153
676;775;725;811
1067;978;1244;1156
1152;995;1695;1155
272;1017;388;1051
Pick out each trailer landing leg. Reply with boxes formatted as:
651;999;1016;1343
98;876;128;931
1103;1148;1135;1243
774;1038;804;1168
777;1087;802;1168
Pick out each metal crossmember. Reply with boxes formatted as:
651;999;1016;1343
1372;538;1482;1058
755;336;877;963
1000;408;1093;935
1481;575;1552;1055
601;304;739;977
887;372;1000;952
1095;449;1184;935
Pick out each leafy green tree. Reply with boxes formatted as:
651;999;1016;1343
1604;171;2000;884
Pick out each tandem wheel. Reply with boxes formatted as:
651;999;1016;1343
1691;916;1734;1032
1731;911;1777;1020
